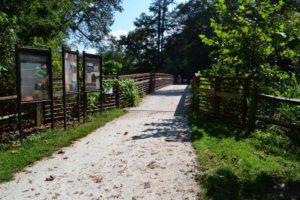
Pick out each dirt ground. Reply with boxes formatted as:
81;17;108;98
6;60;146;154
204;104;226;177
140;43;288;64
0;85;200;200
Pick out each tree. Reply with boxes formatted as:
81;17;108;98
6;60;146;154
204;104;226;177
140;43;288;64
119;13;157;73
150;0;175;70
199;0;299;79
118;0;175;73
163;0;215;79
0;0;123;95
103;60;123;75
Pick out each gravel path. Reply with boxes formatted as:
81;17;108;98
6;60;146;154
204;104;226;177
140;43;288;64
0;85;200;200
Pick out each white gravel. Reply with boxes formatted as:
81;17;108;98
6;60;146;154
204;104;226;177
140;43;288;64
0;85;200;200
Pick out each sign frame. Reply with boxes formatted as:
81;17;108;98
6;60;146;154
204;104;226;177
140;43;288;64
15;45;54;141
62;47;80;129
82;52;103;122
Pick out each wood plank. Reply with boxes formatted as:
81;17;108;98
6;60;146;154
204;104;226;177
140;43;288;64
0;95;17;101
256;116;300;129
258;93;300;105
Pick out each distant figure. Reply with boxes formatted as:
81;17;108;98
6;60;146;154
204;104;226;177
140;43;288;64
176;75;182;85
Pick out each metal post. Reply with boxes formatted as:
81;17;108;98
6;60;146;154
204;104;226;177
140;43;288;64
15;44;23;142
76;50;80;125
82;51;87;123
100;55;103;113
48;48;54;129
62;47;67;130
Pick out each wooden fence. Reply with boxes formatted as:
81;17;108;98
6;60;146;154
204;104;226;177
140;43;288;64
193;75;300;132
0;73;174;142
247;91;300;132
193;76;249;126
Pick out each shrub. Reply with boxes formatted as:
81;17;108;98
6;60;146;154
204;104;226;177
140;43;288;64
116;79;140;107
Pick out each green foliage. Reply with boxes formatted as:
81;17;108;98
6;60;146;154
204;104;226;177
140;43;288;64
118;0;175;73
163;0;213;79
87;93;101;110
116;79;141;107
199;0;300;78
103;60;123;75
190;113;300;199
0;0;122;95
0;109;125;182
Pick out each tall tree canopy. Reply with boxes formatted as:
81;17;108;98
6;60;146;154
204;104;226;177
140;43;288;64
0;0;122;95
199;0;300;79
117;0;215;79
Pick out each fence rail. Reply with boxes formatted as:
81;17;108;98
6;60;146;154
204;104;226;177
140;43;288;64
250;93;300;130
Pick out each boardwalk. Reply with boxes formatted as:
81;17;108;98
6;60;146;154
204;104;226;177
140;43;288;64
0;85;199;200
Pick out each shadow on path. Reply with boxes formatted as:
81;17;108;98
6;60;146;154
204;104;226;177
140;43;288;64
131;86;191;143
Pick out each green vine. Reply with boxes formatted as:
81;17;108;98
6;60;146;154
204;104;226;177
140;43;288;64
87;78;141;109
116;79;140;107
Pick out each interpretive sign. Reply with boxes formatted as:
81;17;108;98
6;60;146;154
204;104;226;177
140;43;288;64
64;52;78;93
85;55;101;92
16;46;54;141
19;50;51;102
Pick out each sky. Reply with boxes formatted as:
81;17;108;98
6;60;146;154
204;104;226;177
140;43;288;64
84;0;187;53
111;0;187;38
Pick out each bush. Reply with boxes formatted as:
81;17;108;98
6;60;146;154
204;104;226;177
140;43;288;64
103;60;123;75
116;79;140;107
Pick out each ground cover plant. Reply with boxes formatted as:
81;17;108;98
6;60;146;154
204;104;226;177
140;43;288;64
190;113;300;200
0;109;125;183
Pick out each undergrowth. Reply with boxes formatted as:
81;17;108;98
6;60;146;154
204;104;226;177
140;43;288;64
190;113;300;200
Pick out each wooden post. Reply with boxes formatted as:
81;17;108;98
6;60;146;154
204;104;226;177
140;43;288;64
214;77;221;119
246;84;258;135
115;75;120;108
36;103;43;127
193;76;200;112
241;78;250;127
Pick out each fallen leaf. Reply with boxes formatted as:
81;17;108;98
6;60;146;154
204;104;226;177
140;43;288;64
147;161;158;169
57;150;65;154
144;182;151;189
45;175;55;181
90;175;102;183
95;177;102;183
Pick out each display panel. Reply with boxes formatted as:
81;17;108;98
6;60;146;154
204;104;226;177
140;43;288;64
20;52;50;102
64;53;78;93
85;56;101;91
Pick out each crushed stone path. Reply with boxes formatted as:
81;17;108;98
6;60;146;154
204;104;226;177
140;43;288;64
0;85;200;200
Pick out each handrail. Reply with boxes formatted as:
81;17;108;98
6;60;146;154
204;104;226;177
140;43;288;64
258;93;300;105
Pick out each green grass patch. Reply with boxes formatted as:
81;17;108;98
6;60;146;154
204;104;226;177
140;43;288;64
0;109;125;183
190;113;300;200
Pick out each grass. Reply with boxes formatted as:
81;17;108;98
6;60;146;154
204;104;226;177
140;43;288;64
189;113;300;200
0;109;125;183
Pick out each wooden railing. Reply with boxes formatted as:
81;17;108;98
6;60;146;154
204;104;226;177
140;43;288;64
247;92;300;132
193;75;300;132
193;76;249;126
